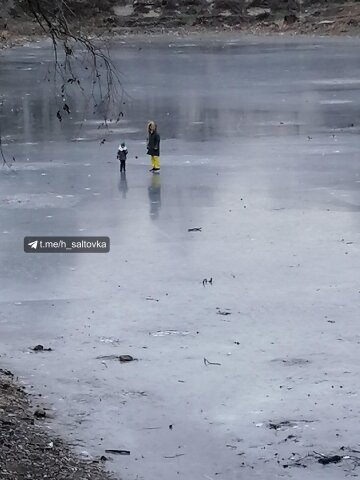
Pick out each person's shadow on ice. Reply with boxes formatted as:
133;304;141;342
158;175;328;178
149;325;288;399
118;171;128;199
148;173;161;219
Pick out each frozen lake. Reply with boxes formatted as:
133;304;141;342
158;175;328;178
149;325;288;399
1;35;360;479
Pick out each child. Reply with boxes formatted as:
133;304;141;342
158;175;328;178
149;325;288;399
117;141;128;172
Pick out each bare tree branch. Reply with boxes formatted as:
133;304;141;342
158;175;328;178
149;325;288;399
1;0;124;166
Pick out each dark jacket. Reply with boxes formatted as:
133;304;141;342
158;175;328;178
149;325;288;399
117;145;128;162
147;131;160;156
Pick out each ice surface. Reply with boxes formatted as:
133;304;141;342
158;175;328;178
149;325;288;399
1;35;360;479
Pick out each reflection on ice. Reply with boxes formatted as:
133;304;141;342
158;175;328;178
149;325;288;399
118;172;128;199
148;173;161;219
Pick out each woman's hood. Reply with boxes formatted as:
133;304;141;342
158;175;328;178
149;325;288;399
147;120;157;133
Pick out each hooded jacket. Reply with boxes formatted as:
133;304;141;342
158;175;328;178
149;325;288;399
147;121;160;156
117;144;128;162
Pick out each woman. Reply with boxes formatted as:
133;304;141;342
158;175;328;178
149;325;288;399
147;120;160;172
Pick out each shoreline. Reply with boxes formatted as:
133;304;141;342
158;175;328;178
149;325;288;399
1;15;360;51
2;1;360;50
0;369;116;480
1;26;360;53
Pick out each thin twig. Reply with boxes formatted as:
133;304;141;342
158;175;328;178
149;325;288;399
204;357;221;366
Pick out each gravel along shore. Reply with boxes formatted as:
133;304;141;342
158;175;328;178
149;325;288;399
0;369;116;480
